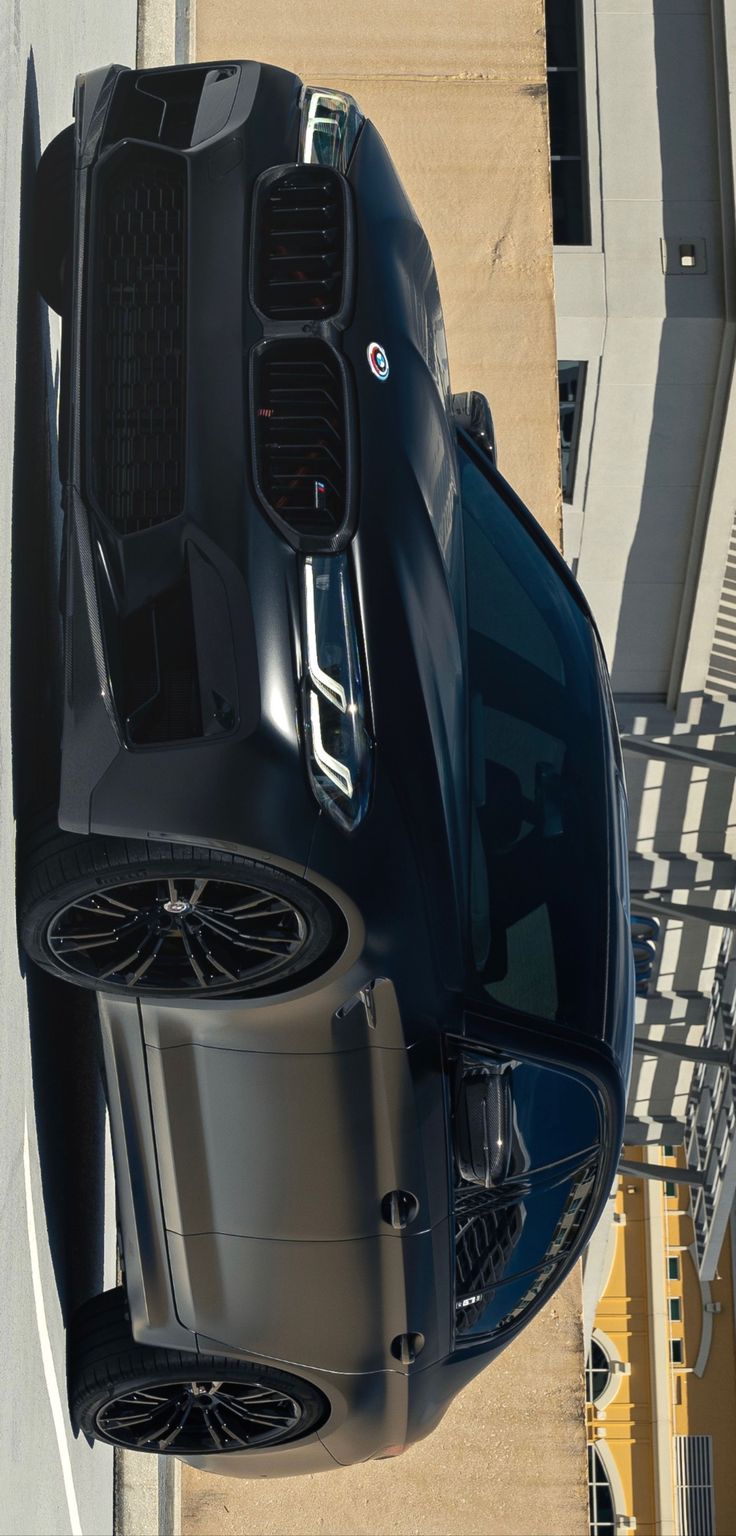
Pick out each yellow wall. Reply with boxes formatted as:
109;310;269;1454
590;1163;657;1533
589;1148;736;1534
664;1158;736;1528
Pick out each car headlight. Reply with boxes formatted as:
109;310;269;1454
302;555;372;831
299;87;363;171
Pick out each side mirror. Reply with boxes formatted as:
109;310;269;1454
451;391;496;462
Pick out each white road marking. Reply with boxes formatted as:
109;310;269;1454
23;1113;83;1536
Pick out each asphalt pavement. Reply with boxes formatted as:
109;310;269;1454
0;2;137;1531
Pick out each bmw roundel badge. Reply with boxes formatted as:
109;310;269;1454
367;342;390;380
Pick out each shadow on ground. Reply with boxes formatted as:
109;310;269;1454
11;50;108;1327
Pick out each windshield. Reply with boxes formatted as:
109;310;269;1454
459;443;610;1036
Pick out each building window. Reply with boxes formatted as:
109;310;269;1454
558;362;587;502
669;1298;682;1322
664;1144;674;1157
586;1339;612;1405
671;1339;684;1365
668;1256;681;1280
545;0;590;244
588;1445;616;1536
666;1181;677;1198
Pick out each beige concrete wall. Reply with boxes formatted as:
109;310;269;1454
182;8;581;1533
196;0;561;542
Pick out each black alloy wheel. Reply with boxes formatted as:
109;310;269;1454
70;1288;329;1455
47;874;310;993
20;822;340;998
97;1377;305;1454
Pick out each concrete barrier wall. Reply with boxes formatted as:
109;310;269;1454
196;0;562;542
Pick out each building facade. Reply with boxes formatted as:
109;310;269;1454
550;2;736;1530
586;1149;736;1535
551;0;736;1234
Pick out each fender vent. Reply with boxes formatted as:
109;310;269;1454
254;167;345;320
253;341;350;545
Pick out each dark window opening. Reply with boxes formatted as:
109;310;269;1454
588;1445;617;1535
559;361;587;503
586;1339;612;1405
668;1256;681;1280
545;0;590;244
670;1338;684;1365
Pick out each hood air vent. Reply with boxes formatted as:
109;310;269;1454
253;340;352;548
254;167;346;320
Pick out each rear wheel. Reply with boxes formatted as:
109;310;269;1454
70;1289;329;1454
34;124;75;314
19;821;341;998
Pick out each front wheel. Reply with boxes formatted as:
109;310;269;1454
70;1289;329;1454
19;821;341;998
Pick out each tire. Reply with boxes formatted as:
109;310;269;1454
19;818;341;999
69;1288;329;1455
34;124;74;314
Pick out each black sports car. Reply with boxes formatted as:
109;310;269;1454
22;61;634;1473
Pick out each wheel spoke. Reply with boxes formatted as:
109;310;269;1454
54;935;125;954
228;930;299;951
103;1407;167;1428
198;913;298;955
200;943;238;983
126;934;165;986
158;1400;192;1451
190;878;209;906
211;1404;244;1448
202;1407;224;1452
98;942;150;981
180;926;206;985
215;1394;298;1428
224;895;294;916
76;893;138;914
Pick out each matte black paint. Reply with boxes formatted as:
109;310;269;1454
39;59;634;1473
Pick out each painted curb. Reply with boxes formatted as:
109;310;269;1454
114;1450;181;1536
